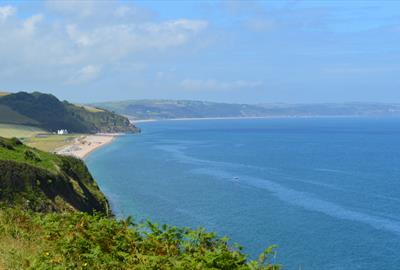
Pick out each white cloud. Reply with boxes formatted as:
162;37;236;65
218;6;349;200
23;14;43;35
0;5;15;22
45;0;152;22
45;0;99;19
136;19;208;48
69;65;102;84
0;3;209;86
180;79;263;91
66;24;92;47
64;19;208;52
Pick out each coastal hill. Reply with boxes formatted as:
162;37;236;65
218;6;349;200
0;92;139;133
93;99;400;120
0;136;279;269
0;136;110;214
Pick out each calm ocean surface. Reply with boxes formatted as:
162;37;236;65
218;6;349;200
86;118;400;269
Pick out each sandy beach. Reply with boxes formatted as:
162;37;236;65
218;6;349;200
130;119;157;123
56;134;119;159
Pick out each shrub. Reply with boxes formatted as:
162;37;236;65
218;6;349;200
0;209;281;270
24;150;41;162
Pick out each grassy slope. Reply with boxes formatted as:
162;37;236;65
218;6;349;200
0;123;81;153
0;105;38;125
0;92;139;133
0;137;110;214
75;104;105;113
0;138;58;172
0;124;44;139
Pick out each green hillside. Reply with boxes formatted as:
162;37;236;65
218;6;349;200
93;99;400;120
0;137;280;269
94;99;255;120
0;137;110;214
0;92;139;133
0;105;38;125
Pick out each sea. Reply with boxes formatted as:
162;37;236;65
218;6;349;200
86;117;400;270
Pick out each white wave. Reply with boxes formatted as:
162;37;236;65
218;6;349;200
194;167;400;236
156;143;400;236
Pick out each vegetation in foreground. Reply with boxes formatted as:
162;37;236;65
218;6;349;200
0;208;280;270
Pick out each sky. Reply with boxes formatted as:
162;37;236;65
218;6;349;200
0;0;399;104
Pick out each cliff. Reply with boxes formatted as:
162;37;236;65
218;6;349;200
0;137;110;214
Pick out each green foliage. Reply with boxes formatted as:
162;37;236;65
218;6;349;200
10;137;23;145
0;105;38;125
24;149;41;162
65;103;139;133
0;136;61;172
0;92;139;133
0;139;15;150
0;208;281;270
0;137;110;214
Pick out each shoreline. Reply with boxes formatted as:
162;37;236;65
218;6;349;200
56;133;121;159
64;115;395;157
130;114;377;124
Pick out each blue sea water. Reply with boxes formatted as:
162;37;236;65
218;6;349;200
86;118;400;269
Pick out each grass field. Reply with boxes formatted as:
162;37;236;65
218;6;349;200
0;124;44;138
0;123;82;152
76;104;104;113
25;134;81;152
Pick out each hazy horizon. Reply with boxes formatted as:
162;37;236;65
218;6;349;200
0;1;399;104
4;90;400;106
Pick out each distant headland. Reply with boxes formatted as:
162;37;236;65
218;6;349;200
92;99;400;121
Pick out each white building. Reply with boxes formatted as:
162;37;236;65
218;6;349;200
57;129;68;135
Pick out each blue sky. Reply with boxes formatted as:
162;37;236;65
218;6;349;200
0;0;399;103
